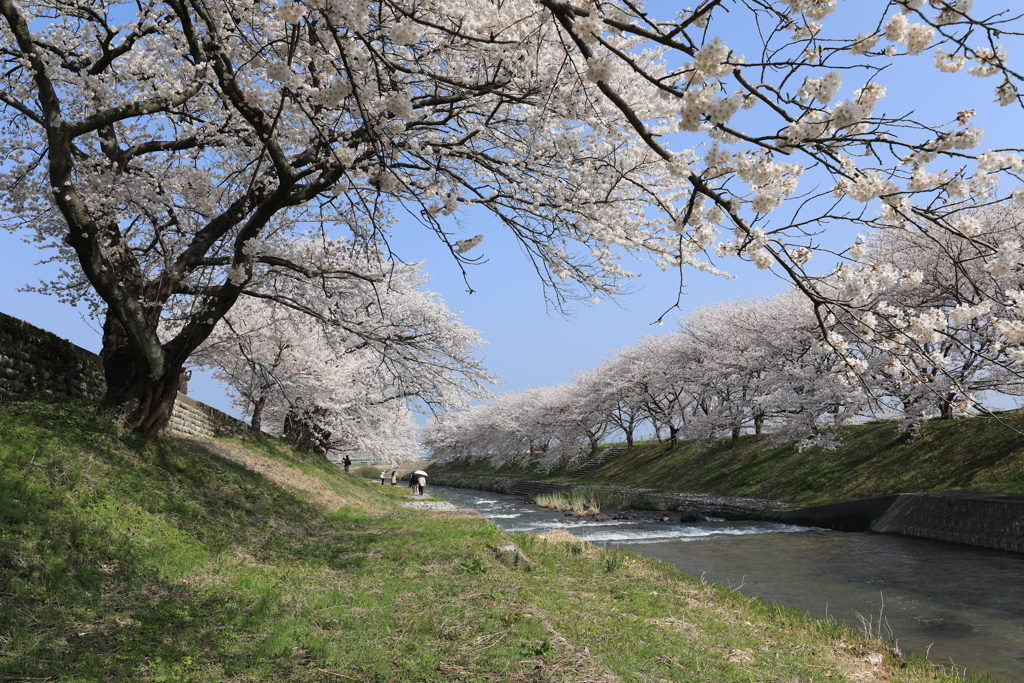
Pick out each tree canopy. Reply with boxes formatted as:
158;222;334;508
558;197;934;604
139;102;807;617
3;0;1024;442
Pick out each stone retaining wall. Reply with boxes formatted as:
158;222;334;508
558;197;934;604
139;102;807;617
0;312;105;403
1;310;251;439
167;394;253;439
614;487;790;519
872;493;1024;553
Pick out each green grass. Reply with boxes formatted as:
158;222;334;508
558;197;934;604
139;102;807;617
433;413;1024;505
0;400;982;681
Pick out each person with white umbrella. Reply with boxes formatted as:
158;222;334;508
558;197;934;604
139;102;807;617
411;470;428;496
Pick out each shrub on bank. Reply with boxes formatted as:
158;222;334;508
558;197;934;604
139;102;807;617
530;488;676;513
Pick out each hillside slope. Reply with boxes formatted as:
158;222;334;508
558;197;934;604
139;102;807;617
432;413;1024;505
0;400;978;681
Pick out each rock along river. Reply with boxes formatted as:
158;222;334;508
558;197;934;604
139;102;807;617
430;485;1024;682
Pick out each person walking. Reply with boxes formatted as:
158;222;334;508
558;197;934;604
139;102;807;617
390;470;398;486
416;473;427;497
342;455;351;473
380;471;387;486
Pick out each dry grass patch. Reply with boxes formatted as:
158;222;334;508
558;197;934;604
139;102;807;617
178;436;370;512
538;528;586;544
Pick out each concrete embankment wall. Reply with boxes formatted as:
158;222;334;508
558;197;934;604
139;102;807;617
1;311;251;439
872;493;1024;553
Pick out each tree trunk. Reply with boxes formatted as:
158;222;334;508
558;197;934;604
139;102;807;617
99;314;180;447
668;425;679;447
625;428;634;449
939;393;956;420
731;426;741;443
754;414;764;435
99;313;141;408
251;395;268;432
284;407;332;455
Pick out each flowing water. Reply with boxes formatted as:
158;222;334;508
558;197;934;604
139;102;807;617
430;485;1024;682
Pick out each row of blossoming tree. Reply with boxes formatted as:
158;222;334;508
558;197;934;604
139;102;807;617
4;0;1024;452
188;237;494;462
423;204;1024;471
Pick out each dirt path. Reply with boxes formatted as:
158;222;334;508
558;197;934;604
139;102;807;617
176;437;358;512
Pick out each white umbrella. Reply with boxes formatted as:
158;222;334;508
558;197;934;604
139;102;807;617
412;470;428;476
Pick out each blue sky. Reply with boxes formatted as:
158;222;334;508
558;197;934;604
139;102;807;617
3;1;1022;420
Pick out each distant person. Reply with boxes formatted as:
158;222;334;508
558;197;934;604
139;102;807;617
380;471;387;486
177;369;192;395
342;456;351;473
409;475;419;496
390;470;398;486
416;474;427;496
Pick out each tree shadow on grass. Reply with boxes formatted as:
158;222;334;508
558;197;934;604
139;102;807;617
0;401;404;680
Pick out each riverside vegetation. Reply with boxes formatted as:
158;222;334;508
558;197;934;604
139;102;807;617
432;411;1024;508
0;400;992;682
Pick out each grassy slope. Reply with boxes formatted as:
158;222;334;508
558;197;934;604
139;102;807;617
0;401;972;682
433;413;1024;505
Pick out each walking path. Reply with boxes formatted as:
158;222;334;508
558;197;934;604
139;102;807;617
401;500;461;511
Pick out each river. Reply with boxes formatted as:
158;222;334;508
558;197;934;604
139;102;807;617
429;485;1024;682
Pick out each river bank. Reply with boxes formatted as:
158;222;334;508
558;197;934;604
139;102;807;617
431;485;1024;682
428;471;1024;554
429;412;1024;507
0;400;979;682
428;411;1024;555
425;471;791;518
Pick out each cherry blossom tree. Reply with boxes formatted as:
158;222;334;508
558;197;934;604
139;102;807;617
5;0;1024;446
829;204;1024;422
428;289;869;465
421;393;531;469
0;0;683;442
564;368;614;455
705;292;862;449
422;380;611;471
190;243;493;459
586;352;649;448
676;297;806;442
